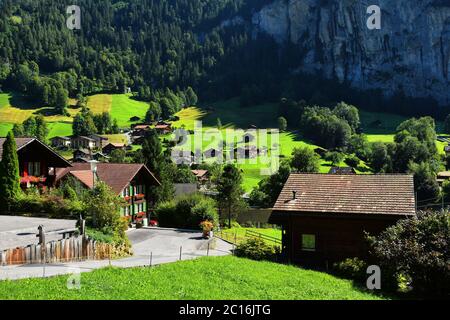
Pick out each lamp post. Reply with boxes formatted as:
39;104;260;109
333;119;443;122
89;160;99;187
89;160;99;227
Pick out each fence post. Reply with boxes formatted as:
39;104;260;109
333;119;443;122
179;246;182;261
150;252;153;267
109;246;112;267
37;225;46;277
207;242;210;257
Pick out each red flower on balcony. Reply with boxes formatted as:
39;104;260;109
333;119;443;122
20;176;47;184
135;194;145;200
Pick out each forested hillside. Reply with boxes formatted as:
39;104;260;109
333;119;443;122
0;0;448;119
0;0;280;109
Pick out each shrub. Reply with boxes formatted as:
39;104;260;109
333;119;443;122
12;190;83;219
333;258;368;282
235;238;279;261
368;211;450;297
155;193;218;229
345;155;361;168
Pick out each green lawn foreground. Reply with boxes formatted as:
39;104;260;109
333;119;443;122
0;256;383;300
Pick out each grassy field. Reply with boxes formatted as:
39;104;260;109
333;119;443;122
87;94;112;114
0;256;383;300
0;92;148;139
86;93;149;127
0;123;13;137
218;227;282;246
111;94;149;127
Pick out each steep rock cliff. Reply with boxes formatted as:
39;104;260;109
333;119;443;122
250;0;450;105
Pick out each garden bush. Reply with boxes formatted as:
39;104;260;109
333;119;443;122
155;193;218;229
333;258;368;282
235;238;279;261
368;211;450;298
11;189;84;218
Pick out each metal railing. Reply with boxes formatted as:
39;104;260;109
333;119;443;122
216;229;281;247
245;230;282;246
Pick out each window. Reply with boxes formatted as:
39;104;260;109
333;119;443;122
123;186;130;197
301;234;316;252
27;162;41;176
135;185;145;195
137;203;145;213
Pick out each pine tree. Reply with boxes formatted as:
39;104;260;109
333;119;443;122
0;131;21;211
216;164;245;228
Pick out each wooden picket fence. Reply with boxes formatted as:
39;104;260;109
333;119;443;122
0;236;114;266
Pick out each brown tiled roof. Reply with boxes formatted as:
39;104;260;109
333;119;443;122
105;143;126;148
155;124;171;129
0;138;71;167
0;137;34;158
191;170;209;178
273;174;416;216
70;170;95;189
56;163;160;194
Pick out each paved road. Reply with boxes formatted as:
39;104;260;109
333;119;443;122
0;227;233;280
0;216;76;251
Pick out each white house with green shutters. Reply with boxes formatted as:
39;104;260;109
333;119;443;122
56;163;160;224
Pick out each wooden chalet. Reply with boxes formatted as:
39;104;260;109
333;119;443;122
269;174;416;266
0;138;71;189
71;136;97;150
50;136;71;149
56;163;160;224
102;143;126;155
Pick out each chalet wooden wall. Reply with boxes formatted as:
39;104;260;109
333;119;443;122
286;215;402;265
0;236;113;266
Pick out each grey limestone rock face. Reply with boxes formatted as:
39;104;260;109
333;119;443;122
249;0;450;105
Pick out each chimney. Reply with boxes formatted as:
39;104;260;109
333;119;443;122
292;191;297;200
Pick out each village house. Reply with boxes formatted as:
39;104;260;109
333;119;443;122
191;169;210;185
437;171;450;185
155;121;172;135
89;134;109;149
71;136;97;150
328;167;357;175
234;146;260;159
56;163;160;224
203;148;222;160
445;145;450;156
73;148;109;163
102;142;126;155
50;136;71;149
269;174;416;266
0;137;71;189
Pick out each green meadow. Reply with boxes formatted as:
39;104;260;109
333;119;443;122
0;256;383;300
0;92;149;139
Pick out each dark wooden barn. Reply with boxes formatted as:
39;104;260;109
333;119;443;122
269;174;416;267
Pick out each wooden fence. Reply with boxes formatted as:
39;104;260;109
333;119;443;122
0;236;114;266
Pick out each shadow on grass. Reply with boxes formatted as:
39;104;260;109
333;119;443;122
9;92;38;110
